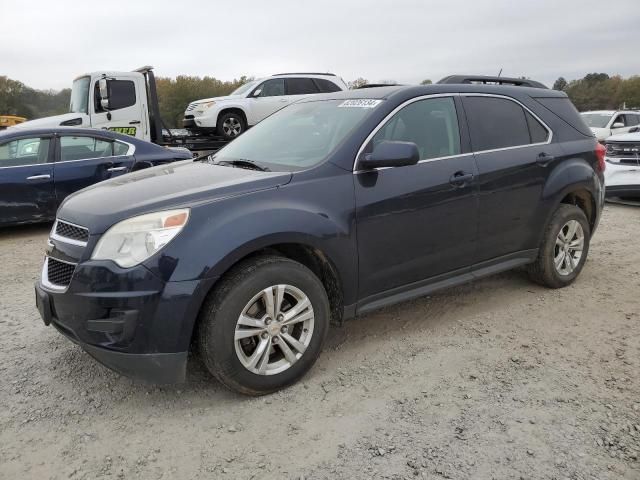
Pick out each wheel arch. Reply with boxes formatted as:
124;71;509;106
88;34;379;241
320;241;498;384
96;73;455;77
217;107;248;128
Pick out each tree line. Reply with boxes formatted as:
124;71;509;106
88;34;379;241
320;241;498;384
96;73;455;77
1;72;639;128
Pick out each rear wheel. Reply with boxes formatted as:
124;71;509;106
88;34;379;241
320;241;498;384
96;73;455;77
216;112;246;140
197;255;330;395
527;204;590;288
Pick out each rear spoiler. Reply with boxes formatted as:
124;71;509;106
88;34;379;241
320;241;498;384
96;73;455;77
438;75;547;89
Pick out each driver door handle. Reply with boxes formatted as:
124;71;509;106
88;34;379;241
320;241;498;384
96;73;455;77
129;120;141;125
107;166;127;172
26;174;51;180
449;171;474;187
536;152;555;166
279;98;288;103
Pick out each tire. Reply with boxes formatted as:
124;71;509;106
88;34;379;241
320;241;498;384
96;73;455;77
527;204;591;288
197;255;330;395
216;112;246;140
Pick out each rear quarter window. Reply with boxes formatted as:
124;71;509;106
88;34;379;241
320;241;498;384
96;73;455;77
534;97;592;137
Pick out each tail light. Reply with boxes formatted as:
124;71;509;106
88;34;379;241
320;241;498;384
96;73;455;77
595;142;606;172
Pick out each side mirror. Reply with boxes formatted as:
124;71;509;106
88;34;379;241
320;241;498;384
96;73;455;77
612;122;624;129
98;78;110;110
252;89;262;97
359;141;420;170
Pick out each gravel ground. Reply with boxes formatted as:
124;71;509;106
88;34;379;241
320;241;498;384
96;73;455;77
0;204;639;480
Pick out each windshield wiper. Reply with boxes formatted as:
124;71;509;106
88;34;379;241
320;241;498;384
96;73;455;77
214;159;270;172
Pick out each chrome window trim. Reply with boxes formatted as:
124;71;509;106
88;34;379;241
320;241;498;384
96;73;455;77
40;256;76;293
51;219;89;247
353;92;554;173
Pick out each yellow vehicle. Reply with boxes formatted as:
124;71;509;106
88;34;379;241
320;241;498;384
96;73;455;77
0;115;27;130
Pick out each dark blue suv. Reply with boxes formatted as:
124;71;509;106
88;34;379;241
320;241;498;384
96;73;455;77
35;80;605;395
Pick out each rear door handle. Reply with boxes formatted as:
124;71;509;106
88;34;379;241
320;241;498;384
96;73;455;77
107;166;127;172
26;174;51;180
449;171;474;186
129;120;141;125
279;99;288;103
536;152;555;166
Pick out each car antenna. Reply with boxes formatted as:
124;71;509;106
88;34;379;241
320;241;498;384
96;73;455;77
497;68;503;78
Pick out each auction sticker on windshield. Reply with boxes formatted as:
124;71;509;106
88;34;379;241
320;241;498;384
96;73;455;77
338;99;382;108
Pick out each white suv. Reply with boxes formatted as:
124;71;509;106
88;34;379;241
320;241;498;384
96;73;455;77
183;73;347;140
604;130;640;199
580;110;640;142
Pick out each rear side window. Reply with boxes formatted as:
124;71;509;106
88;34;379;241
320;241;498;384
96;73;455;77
314;78;342;93
113;141;130;156
525;111;550;143
286;78;320;95
371;97;461;160
60;136;113;161
463;97;531;151
534;97;592;136
0;138;50;167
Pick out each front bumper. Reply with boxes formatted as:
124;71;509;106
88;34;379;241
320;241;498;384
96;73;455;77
35;260;216;383
604;159;640;197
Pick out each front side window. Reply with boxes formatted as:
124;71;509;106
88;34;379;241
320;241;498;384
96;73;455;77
370;97;461;160
255;79;285;97
60;136;113;161
625;114;640;126
106;80;136;111
464;96;540;151
0;138;50;167
286;78;319;95
213;99;376;171
70;76;90;114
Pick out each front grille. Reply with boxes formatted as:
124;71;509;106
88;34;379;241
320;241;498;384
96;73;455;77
606;142;640;157
47;257;76;287
55;220;89;243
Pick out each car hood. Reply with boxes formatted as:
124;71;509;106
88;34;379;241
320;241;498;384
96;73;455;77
606;131;640;142
12;112;86;129
590;127;611;141
58;160;292;234
190;95;238;105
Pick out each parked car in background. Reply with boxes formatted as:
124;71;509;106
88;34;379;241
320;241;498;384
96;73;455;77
581;110;640;142
0;127;192;226
183;73;347;140
36;78;604;395
604;130;640;198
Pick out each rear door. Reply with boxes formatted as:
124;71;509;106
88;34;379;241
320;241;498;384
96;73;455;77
90;78;146;140
0;136;55;224
461;94;558;262
53;134;135;204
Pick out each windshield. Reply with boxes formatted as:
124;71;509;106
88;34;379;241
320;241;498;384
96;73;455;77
581;113;612;128
213;99;379;171
70;76;90;114
230;80;259;96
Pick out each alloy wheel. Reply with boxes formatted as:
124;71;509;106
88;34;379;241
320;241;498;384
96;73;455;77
222;117;242;137
554;220;584;276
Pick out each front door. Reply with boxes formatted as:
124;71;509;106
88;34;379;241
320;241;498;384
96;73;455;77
53;134;136;205
91;77;146;140
0;136;55;225
355;96;479;300
248;78;290;125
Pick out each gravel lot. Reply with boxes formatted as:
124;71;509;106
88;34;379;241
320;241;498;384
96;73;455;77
1;204;639;480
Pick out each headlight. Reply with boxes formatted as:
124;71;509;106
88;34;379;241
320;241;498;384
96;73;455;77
91;209;190;268
199;101;216;110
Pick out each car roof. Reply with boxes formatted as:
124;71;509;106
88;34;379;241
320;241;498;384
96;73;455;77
582;110;640;115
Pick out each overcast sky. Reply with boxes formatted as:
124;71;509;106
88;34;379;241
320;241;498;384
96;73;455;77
2;0;639;91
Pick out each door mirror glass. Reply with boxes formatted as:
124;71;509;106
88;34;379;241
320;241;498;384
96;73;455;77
252;88;262;97
612;122;624;129
359;141;420;169
98;78;110;110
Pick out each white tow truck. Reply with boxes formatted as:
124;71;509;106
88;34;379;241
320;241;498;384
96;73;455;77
13;66;228;154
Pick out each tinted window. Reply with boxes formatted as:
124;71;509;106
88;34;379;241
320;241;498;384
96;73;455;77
257;79;285;97
113;141;130;156
60;136;113;161
525;111;549;143
464;97;530;151
286;78;319;95
0;138;50;167
537;97;592;136
314;78;341;93
371;97;461;160
108;80;136;110
620;114;639;126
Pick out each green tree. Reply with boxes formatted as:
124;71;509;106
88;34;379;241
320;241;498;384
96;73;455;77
552;77;567;91
347;78;368;89
420;79;433;85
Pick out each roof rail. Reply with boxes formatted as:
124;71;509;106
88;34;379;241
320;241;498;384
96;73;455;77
354;83;403;89
272;72;336;77
133;65;154;73
437;75;547;89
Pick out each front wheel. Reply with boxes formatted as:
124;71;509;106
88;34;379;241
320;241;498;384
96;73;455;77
216;112;246;140
197;255;330;395
527;204;591;288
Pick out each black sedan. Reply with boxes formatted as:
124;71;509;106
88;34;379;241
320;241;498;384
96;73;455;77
0;127;193;226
